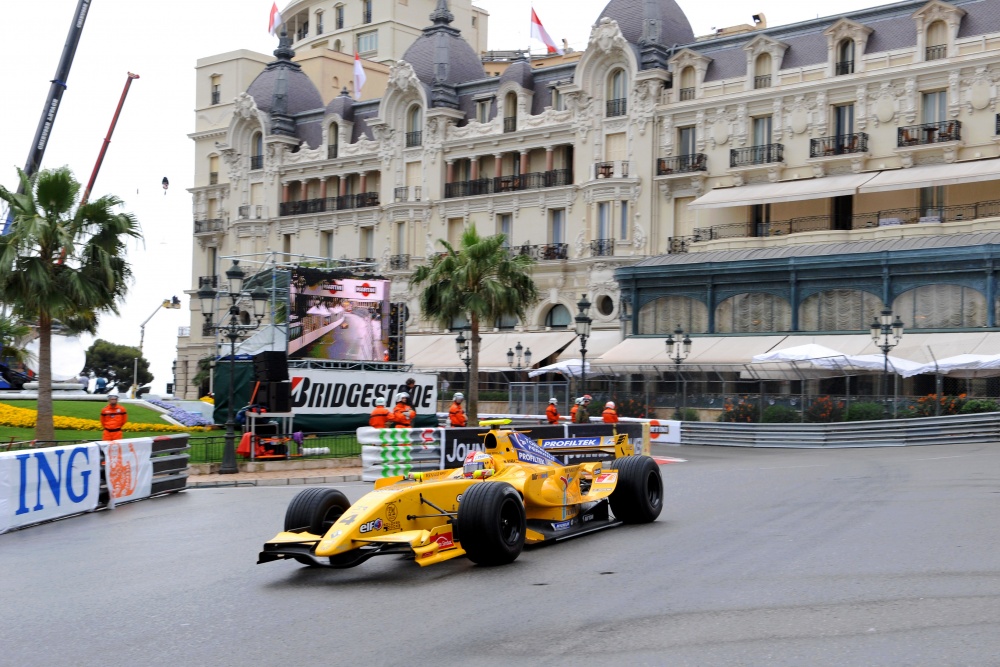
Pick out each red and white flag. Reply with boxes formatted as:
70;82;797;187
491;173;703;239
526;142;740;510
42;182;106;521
353;52;367;100
268;2;283;35
530;8;563;55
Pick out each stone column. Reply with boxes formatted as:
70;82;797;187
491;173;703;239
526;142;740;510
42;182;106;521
446;159;455;184
359;171;368;193
494;153;503;179
470;156;479;180
545;146;555;172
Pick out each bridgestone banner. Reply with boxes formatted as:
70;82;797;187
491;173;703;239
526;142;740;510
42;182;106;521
289;370;437;414
0;444;101;534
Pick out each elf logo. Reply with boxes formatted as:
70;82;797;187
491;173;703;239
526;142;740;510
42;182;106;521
360;519;383;534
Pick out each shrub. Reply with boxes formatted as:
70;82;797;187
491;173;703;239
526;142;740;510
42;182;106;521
717;398;758;423
959;399;1000;414
907;393;968;417
679;407;700;422
761;405;800;423
613;397;653;418
805;396;845;423
844;402;886;422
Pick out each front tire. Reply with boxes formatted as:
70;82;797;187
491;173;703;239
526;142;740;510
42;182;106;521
609;456;663;524
456;482;526;566
284;488;350;535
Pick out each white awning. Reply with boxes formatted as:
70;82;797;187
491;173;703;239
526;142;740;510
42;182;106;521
405;331;578;372
688;173;878;210
858;159;1000;193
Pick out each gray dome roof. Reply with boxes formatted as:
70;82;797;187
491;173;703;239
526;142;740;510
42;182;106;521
325;88;355;121
246;37;324;116
498;58;534;89
597;0;694;47
401;0;485;87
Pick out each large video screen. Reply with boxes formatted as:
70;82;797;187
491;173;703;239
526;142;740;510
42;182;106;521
287;269;391;362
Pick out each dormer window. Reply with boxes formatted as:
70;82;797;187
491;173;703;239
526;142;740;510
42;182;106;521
753;53;771;89
912;1;966;63
250;132;264;170
406;105;422;147
607;69;628;117
504;92;517;132
678;67;695;100
926;20;947;60
328;122;339;159
836;39;855;75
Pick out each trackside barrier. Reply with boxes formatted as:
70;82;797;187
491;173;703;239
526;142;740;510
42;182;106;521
679;412;1000;448
0;434;189;534
357;427;442;481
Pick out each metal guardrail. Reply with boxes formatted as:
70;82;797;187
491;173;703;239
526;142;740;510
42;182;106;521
680;412;1000;448
186;431;360;464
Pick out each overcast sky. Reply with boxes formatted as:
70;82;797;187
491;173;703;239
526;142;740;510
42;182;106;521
0;0;887;394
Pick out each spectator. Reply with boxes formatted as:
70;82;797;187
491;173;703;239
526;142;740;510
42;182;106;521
602;401;619;423
77;374;89;393
95;376;108;394
100;394;128;441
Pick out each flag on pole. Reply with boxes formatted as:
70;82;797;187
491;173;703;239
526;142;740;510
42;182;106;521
268;2;283;35
530;8;563;55
354;52;367;100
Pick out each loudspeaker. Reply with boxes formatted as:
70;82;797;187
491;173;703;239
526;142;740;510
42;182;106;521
267;381;291;412
253;351;288;382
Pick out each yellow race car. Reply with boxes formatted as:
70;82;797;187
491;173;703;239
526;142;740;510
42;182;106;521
258;424;663;568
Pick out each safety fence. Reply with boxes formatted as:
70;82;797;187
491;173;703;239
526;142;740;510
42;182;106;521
678;412;1000;448
186;431;360;464
0;434;189;533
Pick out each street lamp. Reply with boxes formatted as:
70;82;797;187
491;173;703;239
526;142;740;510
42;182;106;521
665;325;692;420
455;330;471;394
870;308;904;410
574;294;592;395
133;296;182;397
198;260;268;474
506;341;532;370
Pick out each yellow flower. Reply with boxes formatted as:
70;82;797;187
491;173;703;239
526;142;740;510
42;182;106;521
0;402;205;433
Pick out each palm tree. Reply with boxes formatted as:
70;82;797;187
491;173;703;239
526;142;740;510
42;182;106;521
0;314;30;366
410;226;537;420
0;167;140;440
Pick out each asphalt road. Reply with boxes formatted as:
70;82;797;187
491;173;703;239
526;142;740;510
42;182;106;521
2;442;999;666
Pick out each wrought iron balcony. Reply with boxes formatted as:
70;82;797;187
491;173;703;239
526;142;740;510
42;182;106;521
503;117;517;133
606;98;627;117
657;154;707;175
278;192;380;216
590;238;614;257
926;44;947;61
730;144;784;168
678;87;695;101
754;75;771;89
509;243;569;261
898;121;961;147
249;155;264;170
327;144;338;159
810;133;869;157
198;275;219;288
388;254;410;271
443;169;571;199
594;161;629;179
835;60;854;75
405;131;422;147
393;186;422;203
363;9;372;24
209;172;218;185
211;90;220;105
194;219;224;234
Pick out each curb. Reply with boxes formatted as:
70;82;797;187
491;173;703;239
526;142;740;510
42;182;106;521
188;474;363;489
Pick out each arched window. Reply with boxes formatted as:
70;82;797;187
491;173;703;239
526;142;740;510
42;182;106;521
323;123;336;160
544;304;571;329
926;20;947;60
333;39;342;52
607;70;628;117
715;293;791;333
753;53;771;89
836;39;854;75
495;313;517;330
637;296;708;335
678;67;695;100
503;92;517;132
799;290;880;332
894;285;986;329
405;105;422;147
250;132;263;170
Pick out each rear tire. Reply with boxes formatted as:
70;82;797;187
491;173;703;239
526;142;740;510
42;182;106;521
456;482;525;566
609;456;663;524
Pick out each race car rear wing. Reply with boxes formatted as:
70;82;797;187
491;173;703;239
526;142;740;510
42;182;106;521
538;433;634;463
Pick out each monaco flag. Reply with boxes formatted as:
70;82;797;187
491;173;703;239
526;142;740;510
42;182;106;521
268;2;283;35
354;52;367;100
530;8;563;55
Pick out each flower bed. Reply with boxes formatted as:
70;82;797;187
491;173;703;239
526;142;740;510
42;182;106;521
0;402;204;432
143;397;215;427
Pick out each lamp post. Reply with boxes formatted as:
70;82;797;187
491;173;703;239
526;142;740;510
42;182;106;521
574;294;592;396
133;296;182;397
506;341;532;370
198;260;268;474
455;330;471;395
870;308;904;411
665;325;692;420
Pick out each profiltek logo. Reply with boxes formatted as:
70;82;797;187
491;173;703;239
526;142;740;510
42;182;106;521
357;283;377;297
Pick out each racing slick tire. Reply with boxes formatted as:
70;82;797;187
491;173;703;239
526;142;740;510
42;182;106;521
456;482;526;566
609;456;663;524
284;488;350;536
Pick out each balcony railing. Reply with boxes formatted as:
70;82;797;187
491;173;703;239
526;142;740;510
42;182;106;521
810;132;869;157
250;155;264;170
194;219;224;234
405;131;422;147
328;144;338;159
238;204;265;220
678;87;695;101
926;44;947;61
590;238;614;257
209;171;218;185
898;121;962;147
198;275;219;288
443;169;571;199
278;192;380;216
730;144;784;168
754;75;771;89
394;186;421;202
503;117;517;133
594;161;629;179
606;98;627;117
657;154;707;175
388;254;410;271
835;60;854;75
296;26;309;41
363;9;372;24
211;90;220;105
508;243;569;261
336;15;343;29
